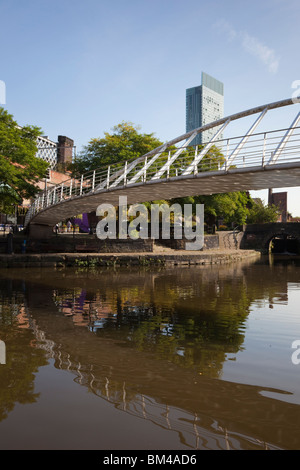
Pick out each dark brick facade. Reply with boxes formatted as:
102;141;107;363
57;135;74;165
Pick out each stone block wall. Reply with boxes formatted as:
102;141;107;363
1;234;154;254
154;234;219;251
217;231;243;250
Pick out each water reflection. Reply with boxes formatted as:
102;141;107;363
52;267;253;379
1;257;300;449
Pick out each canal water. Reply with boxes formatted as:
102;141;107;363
0;255;300;450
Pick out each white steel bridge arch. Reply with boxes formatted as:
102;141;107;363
25;97;300;229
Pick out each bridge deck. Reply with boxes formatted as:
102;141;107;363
31;162;300;226
26;97;300;228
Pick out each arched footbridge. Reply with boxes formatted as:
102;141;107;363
25;98;300;232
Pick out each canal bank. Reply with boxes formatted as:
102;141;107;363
0;248;261;268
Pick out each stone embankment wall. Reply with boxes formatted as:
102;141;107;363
218;231;243;250
0;229;262;268
0;250;261;269
0;234;154;254
155;234;219;251
159;231;243;251
0;231;245;254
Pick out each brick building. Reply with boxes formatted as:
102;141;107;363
268;189;288;222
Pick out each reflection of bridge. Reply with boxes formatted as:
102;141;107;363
25;98;300;235
20;276;283;449
2;264;300;449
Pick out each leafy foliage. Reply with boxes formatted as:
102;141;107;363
71;121;163;176
0;108;48;212
170;191;251;227
247;199;280;224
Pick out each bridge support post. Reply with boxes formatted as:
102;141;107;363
29;224;54;239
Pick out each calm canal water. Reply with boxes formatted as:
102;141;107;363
1;255;300;450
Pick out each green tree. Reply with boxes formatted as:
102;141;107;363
170;191;251;227
71;121;163;176
247;199;280;224
0;108;48;213
196;192;251;226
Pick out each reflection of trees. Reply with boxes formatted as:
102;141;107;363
45;259;296;379
2;259;295;383
0;282;48;422
93;274;252;378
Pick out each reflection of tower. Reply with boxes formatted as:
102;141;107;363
186;72;224;147
268;189;288;222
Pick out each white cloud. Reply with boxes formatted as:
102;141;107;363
214;19;237;42
214;20;280;74
241;32;279;74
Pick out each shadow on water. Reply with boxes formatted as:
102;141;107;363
1;256;300;449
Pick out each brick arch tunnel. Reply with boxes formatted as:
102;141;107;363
264;232;300;254
243;223;300;254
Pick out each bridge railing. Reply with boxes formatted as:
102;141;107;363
25;102;300;227
224;127;300;169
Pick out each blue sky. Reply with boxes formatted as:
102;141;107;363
1;0;300;214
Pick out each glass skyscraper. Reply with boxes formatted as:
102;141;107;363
186;72;224;147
